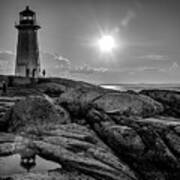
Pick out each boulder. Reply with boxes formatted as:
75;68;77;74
140;90;180;117
7;96;71;133
57;89;163;118
86;108;180;180
33;123;137;180
165;130;180;156
56;88;103;117
0;142;15;156
0;133;36;157
37;82;67;97
93;93;163;117
0;133;16;156
102;125;145;157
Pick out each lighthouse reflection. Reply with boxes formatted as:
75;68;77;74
0;153;61;175
20;154;36;172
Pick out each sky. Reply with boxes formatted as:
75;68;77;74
0;0;180;84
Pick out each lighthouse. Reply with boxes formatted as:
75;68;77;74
15;6;41;78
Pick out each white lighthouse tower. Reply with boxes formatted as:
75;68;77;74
15;6;41;78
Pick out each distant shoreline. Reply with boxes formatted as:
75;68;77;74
100;83;180;92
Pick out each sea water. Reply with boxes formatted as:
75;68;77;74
101;84;180;92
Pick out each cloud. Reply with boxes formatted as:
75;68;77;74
0;51;108;77
136;66;159;72
109;66;159;73
40;52;71;76
55;55;70;64
170;62;179;71
41;52;108;76
0;50;14;61
159;62;179;72
0;50;15;74
118;66;159;75
70;64;108;74
126;61;179;74
54;55;71;70
121;10;136;27
139;54;169;61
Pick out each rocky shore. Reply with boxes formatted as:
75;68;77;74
0;76;180;180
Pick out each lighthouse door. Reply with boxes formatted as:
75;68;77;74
32;69;36;78
26;69;30;77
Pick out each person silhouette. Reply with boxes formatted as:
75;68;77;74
2;80;7;95
42;69;46;77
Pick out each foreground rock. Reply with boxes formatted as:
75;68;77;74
0;123;137;180
86;108;180;179
1;77;180;179
1;169;96;180
34;124;137;180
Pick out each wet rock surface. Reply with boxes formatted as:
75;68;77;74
0;77;180;179
1;169;97;180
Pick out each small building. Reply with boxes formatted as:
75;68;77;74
15;6;41;78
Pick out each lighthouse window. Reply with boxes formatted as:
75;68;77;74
22;16;32;20
28;16;33;20
23;16;28;20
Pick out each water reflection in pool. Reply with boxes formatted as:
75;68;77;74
0;154;61;175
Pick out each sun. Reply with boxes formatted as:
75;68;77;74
98;35;116;53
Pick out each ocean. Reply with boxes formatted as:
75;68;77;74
101;84;180;92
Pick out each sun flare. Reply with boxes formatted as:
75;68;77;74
98;35;116;53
